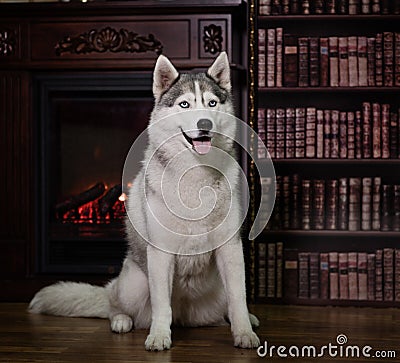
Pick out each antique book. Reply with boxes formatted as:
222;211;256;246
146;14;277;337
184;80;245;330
271;175;282;230
361;177;372;231
284;249;299;299
330;110;339;158
348;36;359;87
313;180;325;230
362;102;371;158
375;249;383;301
276;242;284;298
291;174;301;229
371;0;380;13
394;185;400;231
316;110;324;158
383;32;394;87
267;243;276;298
266;108;276;159
338;0;348;13
301;0;310;14
375;33;383;86
323;109;331;158
320;253;329;299
272;0;282;16
258;29;266;88
329;252;339;300
275;108;286;159
367;253;376;301
309;37;319;87
290;0;300;14
347;111;355;158
358;252;368;300
361;0;370;13
395;33;400;86
372;103;381;159
314;0;325;14
320;38;330;87
306;107;316;158
357;36;368;86
339;37;349;87
276;28;283;87
349;0;360;14
282;175;291;229
267;28;276;88
309;252;320;299
259;0;272;15
327;0;337;13
367;37;376;86
381;104;390;159
390;112;399;158
383;248;394;301
295;108;306;158
286;108;295;158
348;177;361;231
257;242;267;298
302;179;311;230
339;252;349;300
260;177;274;229
395;249;400;301
298;37;309;87
284;34;298;87
298;252;310;298
338;178;349;230
339;111;347;158
381;185;392;231
355;110;363;159
326;179;338;230
348;252;358;300
372;177;381;231
329;37;339;87
257;108;266;159
282;0;290;14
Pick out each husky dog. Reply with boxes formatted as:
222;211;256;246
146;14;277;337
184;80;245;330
29;52;260;351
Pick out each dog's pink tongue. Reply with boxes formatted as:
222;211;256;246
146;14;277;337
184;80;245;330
192;139;211;154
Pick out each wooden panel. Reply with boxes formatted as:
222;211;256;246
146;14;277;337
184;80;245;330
0;241;26;277
199;19;228;59
0;23;21;62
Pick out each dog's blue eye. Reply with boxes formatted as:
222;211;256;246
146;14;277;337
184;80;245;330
208;100;217;107
179;101;190;108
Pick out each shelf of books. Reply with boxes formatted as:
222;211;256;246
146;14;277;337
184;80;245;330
249;0;400;307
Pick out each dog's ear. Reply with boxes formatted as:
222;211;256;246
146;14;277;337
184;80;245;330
206;52;231;92
153;55;179;101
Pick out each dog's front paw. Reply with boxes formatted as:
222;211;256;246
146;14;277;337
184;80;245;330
234;331;260;349
249;313;260;328
145;331;172;351
110;314;133;333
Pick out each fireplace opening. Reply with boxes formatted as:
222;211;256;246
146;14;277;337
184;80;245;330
35;73;153;274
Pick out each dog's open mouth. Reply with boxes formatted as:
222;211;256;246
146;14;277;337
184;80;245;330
181;129;212;155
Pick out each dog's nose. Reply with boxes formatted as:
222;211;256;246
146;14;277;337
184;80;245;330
197;118;213;131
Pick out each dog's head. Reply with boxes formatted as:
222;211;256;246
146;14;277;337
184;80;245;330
148;52;236;156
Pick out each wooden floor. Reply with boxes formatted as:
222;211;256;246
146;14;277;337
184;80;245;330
0;304;398;362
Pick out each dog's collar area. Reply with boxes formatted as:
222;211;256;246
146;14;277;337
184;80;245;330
180;128;212;155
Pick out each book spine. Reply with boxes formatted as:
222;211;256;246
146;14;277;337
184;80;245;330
284;34;298;87
302;179;311;230
367;253;376;301
394;185;400;231
257;108;266;159
316;110;324;158
260;177;274;231
381;185;392;231
383;32;394;87
375;33;383;86
282;0;290;14
276;242;283;298
357;36;368;86
390;112;399;158
339;111;347;158
295;108;306;158
301;0;310;14
298;252;310;298
275;108;286;159
348;36;359;87
286;108;295;158
309;252;320;299
324;110;331;158
306;107;316;158
338;0;348;13
361;0;370;13
398;107;400;158
284;249;299;299
326;179;338;230
320;38;329;87
329;252;339;300
266;108;276;159
395;249;400;302
258;29;266;88
259;0;272;15
272;1;281;17
367;37;376;86
291;174;301;229
339;252;349;299
270;175;282;230
349;0;360;14
339;37;349;87
347;111;355;159
372;177;381;231
267;243;276;298
329;37;339;87
384;248;394;301
290;0;300;14
282;176;290;229
375;249;383;301
314;0;325;14
372;103;381;158
276;28;283;88
338;178;349;230
348;252;358;299
320;253;329;299
330;110;339;158
358;252;368;300
371;0;380;13
309;37;320;87
381;104;390;159
313;179;325;230
361;177;372;231
355;111;363;159
395;33;400;86
257;242;267;298
298;37;309;87
349;177;361;231
327;0;337;13
267;28;276;88
362;102;372;158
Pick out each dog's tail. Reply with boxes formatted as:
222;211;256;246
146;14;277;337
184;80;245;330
28;281;110;318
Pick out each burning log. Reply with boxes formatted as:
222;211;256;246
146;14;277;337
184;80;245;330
55;182;106;217
98;184;122;216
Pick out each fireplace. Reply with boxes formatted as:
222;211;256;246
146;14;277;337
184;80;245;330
35;73;153;274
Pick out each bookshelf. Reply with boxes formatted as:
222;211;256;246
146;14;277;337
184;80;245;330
247;0;400;307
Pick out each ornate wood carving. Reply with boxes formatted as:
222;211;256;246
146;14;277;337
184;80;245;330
203;24;223;55
0;29;16;56
55;27;163;56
